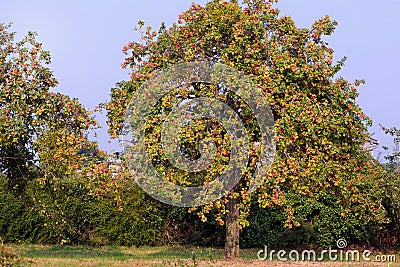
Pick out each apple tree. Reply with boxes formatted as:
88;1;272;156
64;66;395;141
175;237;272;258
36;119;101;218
103;0;385;257
0;23;99;195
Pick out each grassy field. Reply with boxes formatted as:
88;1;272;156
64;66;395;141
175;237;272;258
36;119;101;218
3;244;399;267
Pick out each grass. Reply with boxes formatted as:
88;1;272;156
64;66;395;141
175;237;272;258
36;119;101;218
5;244;400;267
9;245;225;266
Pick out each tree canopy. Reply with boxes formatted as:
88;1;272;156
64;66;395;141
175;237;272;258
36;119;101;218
102;0;387;258
0;23;96;194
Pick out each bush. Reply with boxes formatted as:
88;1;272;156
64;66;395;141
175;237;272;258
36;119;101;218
373;171;400;249
0;176;51;244
240;203;285;248
87;183;165;247
1;169;398;250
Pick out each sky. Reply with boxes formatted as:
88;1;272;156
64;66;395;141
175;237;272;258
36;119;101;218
1;0;399;159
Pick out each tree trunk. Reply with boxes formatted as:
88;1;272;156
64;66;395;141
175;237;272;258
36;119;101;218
224;197;240;259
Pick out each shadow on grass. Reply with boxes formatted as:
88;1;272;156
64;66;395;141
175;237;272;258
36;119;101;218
15;245;228;261
16;245;134;261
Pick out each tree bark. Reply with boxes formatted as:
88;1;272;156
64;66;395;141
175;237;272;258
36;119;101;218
224;197;240;259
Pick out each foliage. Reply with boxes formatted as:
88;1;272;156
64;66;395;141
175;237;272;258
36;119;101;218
87;180;166;247
374;126;400;248
0;23;96;199
0;1;395;252
0;167;167;247
102;0;385;254
0;236;30;267
0;23;126;245
0;175;50;244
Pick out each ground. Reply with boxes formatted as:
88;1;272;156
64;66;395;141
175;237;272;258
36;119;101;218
6;244;400;267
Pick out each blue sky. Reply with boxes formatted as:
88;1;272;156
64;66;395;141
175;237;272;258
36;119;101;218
1;0;399;159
